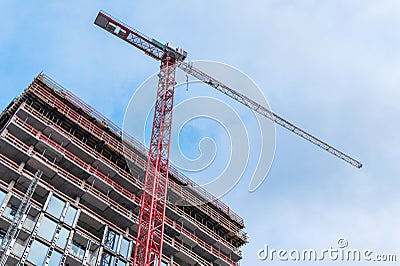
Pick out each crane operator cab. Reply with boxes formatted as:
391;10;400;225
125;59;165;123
165;42;187;61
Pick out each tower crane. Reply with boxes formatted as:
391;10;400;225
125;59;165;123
94;11;362;266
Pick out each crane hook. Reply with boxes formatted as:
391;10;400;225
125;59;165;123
186;73;189;91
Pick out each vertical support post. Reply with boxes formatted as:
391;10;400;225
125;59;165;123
44;202;69;265
133;54;177;266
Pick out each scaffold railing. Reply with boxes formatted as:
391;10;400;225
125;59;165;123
0;132;239;265
20;102;246;245
6;114;243;261
23;85;246;238
34;75;245;227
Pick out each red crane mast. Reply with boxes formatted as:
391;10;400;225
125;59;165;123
94;11;362;266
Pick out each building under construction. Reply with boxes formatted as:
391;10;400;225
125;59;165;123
0;74;247;266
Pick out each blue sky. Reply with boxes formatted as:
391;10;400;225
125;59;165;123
1;1;400;265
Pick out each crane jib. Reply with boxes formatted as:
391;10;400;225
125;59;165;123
94;10;362;170
177;61;362;169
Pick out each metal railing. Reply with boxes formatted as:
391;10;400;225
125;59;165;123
33;75;245;228
20;103;244;253
28;82;246;239
6;115;241;264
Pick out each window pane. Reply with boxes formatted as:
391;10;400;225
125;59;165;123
22;214;36;231
46;195;65;218
3;205;17;221
104;229;119;252
0;190;6;205
100;251;115;266
37;216;57;241
27;240;48;265
117;260;126;266
48;250;62;265
87;247;99;266
70;241;85;260
0;228;6;243
119;238;130;259
12;240;25;257
56;227;70;249
64;205;77;226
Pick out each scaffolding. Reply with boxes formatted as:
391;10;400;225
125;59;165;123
0;170;41;266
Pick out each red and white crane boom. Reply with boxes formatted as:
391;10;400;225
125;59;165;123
94;10;362;266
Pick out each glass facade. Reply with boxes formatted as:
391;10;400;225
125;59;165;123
37;216;57;241
117;259;127;266
46;194;65;219
56;227;70;249
22;214;36;231
12;240;25;257
101;227;131;265
105;228;119;252
119;237;130;259
100;250;116;266
0;228;5;244
1;193;86;265
0;190;135;266
3;204;17;221
87;246;99;266
27;240;48;265
64;204;77;226
70;241;85;260
48;250;63;265
0;189;6;205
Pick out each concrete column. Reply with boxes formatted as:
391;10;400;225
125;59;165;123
101;225;108;245
8;180;15;190
73;209;81;228
43;191;53;211
82;240;92;265
28;145;34;155
60;202;69;223
18;162;25;172
116;233;123;255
